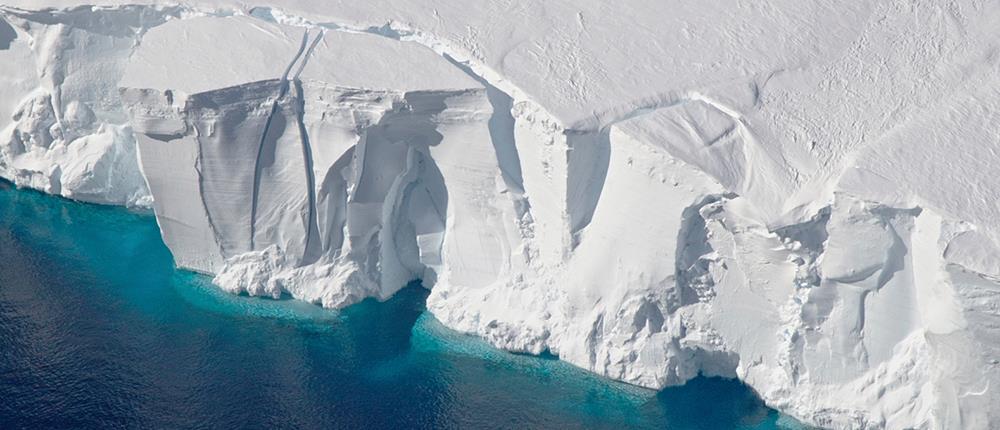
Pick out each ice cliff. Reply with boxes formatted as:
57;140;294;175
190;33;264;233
1;2;998;429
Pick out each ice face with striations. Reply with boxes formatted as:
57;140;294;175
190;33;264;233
120;16;503;308
1;2;999;429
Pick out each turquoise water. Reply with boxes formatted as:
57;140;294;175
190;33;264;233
0;180;809;429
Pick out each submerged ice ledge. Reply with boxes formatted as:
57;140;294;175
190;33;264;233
1;3;999;429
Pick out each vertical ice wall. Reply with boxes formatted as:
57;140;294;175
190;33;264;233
119;17;515;308
0;4;997;429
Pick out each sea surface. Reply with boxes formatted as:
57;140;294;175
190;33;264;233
0;181;809;429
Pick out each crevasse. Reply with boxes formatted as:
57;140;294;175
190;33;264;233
1;3;998;429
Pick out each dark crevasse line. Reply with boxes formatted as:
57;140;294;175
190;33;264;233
293;30;326;265
249;100;282;252
292;30;324;80
293;79;322;266
280;29;312;84
250;29;313;252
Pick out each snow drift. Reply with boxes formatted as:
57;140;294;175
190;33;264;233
1;2;998;429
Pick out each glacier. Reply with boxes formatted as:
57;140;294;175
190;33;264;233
1;1;999;429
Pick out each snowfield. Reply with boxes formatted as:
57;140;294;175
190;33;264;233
1;2;998;428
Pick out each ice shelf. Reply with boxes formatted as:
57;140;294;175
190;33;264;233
1;3;998;429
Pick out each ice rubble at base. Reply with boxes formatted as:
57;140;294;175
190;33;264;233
1;3;999;429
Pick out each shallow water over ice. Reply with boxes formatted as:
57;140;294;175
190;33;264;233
0;180;808;429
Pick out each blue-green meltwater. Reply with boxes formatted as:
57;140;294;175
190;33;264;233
0;180;810;429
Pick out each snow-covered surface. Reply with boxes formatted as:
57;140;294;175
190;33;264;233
2;2;999;429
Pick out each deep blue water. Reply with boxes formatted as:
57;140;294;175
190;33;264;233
0;180;809;430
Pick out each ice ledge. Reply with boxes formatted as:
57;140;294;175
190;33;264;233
2;4;1000;429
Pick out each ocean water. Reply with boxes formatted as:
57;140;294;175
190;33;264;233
0;181;809;430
